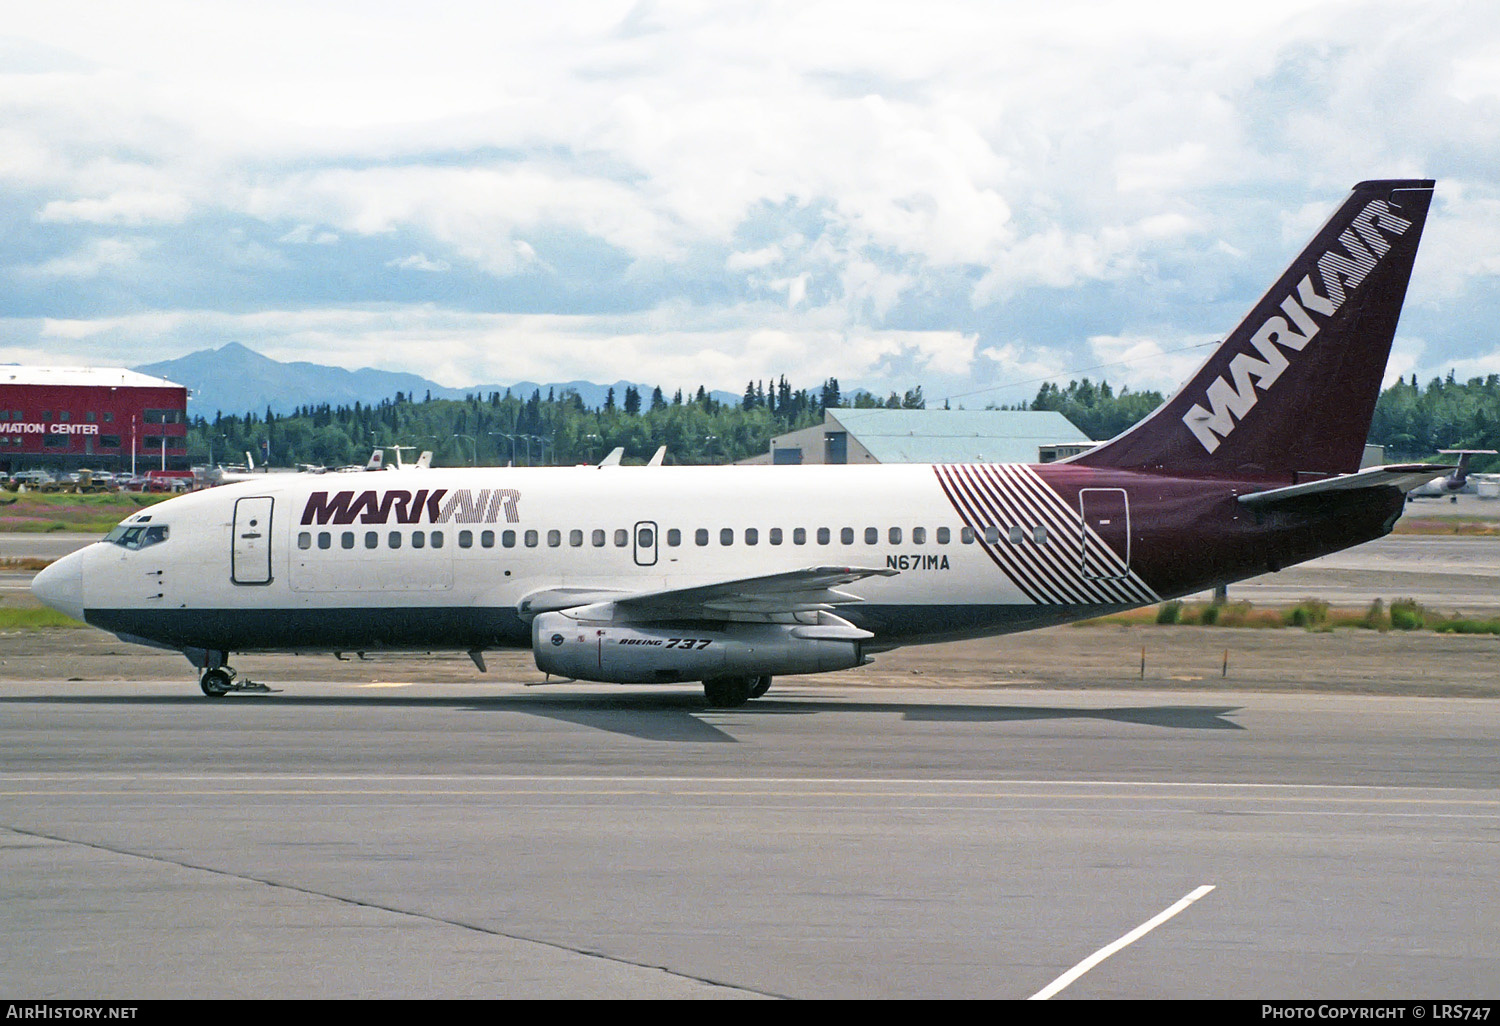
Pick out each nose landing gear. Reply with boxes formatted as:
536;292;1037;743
199;667;233;697
192;654;274;698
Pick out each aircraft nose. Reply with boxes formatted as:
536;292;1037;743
31;549;87;623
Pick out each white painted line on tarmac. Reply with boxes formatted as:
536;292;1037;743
1029;884;1215;1000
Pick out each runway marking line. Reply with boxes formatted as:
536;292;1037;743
2;789;1499;808
0;773;1486;788
1029;884;1215;1000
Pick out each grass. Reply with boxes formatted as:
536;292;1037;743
0;606;84;628
1078;597;1500;635
0;557;55;572
1392;517;1500;536
0;491;173;534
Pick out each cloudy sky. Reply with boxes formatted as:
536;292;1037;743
2;0;1498;406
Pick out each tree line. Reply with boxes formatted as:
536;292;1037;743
185;372;1500;470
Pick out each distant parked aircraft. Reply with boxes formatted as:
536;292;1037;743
1406;449;1498;501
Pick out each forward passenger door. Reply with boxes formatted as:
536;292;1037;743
232;496;274;585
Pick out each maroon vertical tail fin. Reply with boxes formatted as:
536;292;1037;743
1072;179;1435;480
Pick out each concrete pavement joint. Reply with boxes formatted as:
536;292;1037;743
0;822;785;1000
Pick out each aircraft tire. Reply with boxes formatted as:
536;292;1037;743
703;676;752;708
200;668;233;698
748;675;773;699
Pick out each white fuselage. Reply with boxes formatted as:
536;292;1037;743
40;462;1158;659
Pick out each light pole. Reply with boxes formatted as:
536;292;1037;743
704;435;717;465
528;435;550;466
585;433;601;463
451;433;476;466
489;432;514;466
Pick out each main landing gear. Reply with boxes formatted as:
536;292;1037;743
702;675;773;708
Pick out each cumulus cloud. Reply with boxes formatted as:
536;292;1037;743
0;0;1496;400
37;190;190;225
386;253;451;273
24;237;151;277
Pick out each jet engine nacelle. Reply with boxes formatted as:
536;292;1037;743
531;611;871;684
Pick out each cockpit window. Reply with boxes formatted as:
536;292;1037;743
104;524;169;550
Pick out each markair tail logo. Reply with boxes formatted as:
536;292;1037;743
1182;198;1413;454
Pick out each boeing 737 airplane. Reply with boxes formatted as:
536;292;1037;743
33;180;1444;705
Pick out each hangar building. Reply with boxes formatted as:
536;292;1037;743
742;408;1094;465
0;366;189;477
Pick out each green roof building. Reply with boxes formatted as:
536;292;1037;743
741;409;1094;466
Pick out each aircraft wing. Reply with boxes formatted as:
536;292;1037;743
1237;464;1458;509
546;565;899;621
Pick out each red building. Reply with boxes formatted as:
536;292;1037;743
0;366;189;477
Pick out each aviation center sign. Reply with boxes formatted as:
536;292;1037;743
0;423;100;435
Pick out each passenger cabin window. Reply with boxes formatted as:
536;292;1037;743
388;531;402;549
793;528;806;545
614;529;628;547
593;529;606;547
412;531;425;549
525;530;538;547
720;528;734;546
341;532;355;550
667;529;681;546
936;527;949;544
961;527;975;544
318;532;332;550
298;532;311;550
1034;525;1048;545
365;532;378;549
817;528;830;545
547;529;561;548
769;528;782;545
695;529;709;546
984;526;1000;545
865;527;878;544
431;531;444;548
482;530;496;548
912;527;926;544
503;530;516;548
889;527;902;544
1009;526;1024;545
460;530;473;548
570;529;583;547
745;528;758;545
840;528;854;545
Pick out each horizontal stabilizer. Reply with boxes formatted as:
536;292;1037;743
1237;464;1457;508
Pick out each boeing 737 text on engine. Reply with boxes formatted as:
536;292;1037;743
33;180;1448;706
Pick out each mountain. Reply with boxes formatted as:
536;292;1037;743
133;343;740;417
